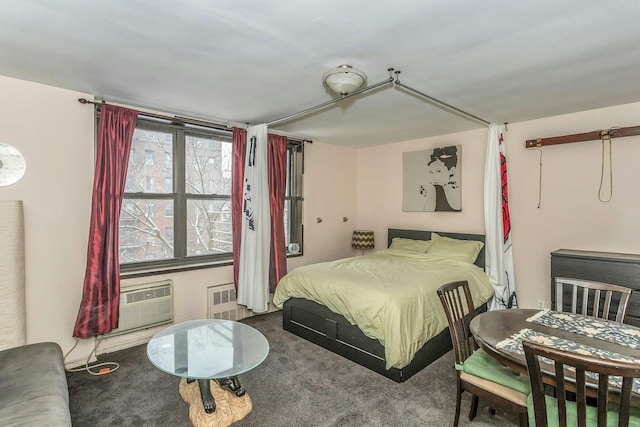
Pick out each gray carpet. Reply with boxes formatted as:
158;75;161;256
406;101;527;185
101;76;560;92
67;312;517;426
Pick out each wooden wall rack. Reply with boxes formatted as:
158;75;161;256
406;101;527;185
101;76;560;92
525;125;640;148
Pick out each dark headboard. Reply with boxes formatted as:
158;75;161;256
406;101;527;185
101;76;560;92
387;228;486;269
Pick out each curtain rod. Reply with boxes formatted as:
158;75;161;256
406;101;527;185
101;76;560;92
78;98;235;132
393;76;490;126
267;68;490;128
81;66;492;139
267;76;395;127
78;98;311;143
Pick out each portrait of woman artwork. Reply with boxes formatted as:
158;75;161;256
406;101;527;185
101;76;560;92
402;145;461;212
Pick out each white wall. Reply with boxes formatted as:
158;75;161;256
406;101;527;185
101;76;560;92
356;129;487;247
0;76;94;361
506;102;640;309
356;102;640;309
299;141;358;264
0;75;357;366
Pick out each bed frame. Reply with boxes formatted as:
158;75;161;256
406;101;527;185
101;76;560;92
282;228;487;382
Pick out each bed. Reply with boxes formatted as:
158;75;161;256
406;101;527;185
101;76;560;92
273;228;495;382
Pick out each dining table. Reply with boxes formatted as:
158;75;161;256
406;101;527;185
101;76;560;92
470;308;640;404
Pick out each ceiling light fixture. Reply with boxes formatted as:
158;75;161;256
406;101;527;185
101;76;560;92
322;64;367;96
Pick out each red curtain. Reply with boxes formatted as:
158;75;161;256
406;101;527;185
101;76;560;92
231;127;247;290
73;104;138;338
268;134;288;292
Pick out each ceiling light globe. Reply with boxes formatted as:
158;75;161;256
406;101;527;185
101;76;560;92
323;65;367;96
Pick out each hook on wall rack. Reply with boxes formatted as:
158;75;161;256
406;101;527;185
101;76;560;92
525;125;640;148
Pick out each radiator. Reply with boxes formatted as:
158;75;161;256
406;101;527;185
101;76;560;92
207;284;278;320
106;280;173;336
207;283;253;321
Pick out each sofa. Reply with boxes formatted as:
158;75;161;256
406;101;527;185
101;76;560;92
0;342;72;426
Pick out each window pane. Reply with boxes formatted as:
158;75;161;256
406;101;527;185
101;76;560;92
285;153;291;197
185;134;232;195
119;198;174;263
285;143;303;253
125;129;173;194
186;199;232;256
288;144;303;197
284;200;290;246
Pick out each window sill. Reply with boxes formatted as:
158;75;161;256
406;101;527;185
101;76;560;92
120;259;232;279
120;252;302;279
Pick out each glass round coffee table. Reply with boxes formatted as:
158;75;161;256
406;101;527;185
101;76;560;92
147;319;269;414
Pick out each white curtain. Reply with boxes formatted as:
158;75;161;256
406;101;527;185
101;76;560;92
484;124;516;310
237;124;271;312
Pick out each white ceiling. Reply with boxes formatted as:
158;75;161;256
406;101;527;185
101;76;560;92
1;0;640;148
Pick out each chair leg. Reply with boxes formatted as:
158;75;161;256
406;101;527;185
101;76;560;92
453;381;462;427
468;394;479;421
518;411;528;427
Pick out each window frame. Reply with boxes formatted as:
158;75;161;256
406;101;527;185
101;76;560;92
285;141;304;256
116;114;304;275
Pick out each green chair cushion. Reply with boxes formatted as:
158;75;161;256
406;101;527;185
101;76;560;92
527;393;640;427
462;348;531;395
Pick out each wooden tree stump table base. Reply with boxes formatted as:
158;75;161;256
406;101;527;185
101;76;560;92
179;378;252;427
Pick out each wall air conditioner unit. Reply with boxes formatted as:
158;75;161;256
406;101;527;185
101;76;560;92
105;280;173;337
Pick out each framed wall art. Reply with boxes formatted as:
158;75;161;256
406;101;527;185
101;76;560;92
402;145;461;212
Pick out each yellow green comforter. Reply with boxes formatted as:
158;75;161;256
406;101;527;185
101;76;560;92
273;249;495;369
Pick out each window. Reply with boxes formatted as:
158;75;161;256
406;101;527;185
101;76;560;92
118;116;304;272
285;142;304;253
145;150;154;165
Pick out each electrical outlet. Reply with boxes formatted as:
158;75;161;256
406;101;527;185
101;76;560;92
536;300;545;309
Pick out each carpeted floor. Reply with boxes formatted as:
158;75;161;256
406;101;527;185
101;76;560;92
67;311;517;426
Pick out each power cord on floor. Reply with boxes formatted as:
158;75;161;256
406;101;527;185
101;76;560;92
494;291;517;309
64;336;120;376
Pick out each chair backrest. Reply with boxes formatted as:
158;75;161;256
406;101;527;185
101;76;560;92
437;280;477;366
555;277;633;323
523;340;640;427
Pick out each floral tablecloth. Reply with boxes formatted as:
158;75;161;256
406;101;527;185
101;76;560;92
527;310;640;350
496;327;640;394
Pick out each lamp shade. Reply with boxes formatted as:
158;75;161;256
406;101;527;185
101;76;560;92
323;65;367;96
352;230;375;250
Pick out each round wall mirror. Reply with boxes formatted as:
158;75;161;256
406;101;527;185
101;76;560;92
0;143;26;186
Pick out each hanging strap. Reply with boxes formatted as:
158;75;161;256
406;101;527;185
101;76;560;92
536;148;543;208
598;130;613;202
531;138;543;209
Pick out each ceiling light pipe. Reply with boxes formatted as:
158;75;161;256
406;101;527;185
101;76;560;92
267;76;393;127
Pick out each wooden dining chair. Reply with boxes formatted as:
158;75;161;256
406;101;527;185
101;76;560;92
554;277;633;323
522;339;640;427
437;281;530;427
